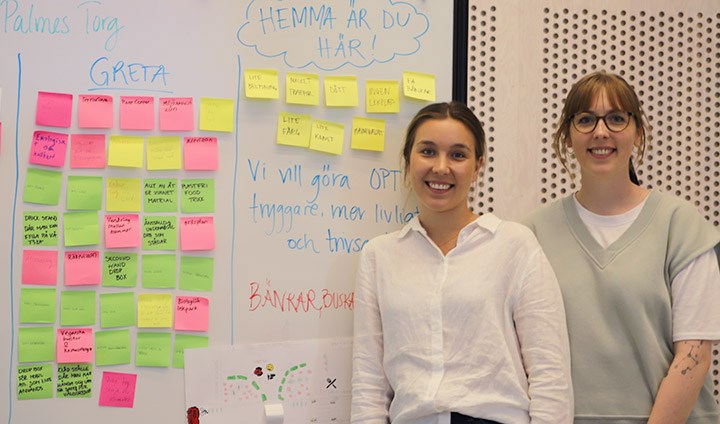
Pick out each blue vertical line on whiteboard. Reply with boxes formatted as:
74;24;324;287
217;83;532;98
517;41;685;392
7;52;22;424
231;54;243;344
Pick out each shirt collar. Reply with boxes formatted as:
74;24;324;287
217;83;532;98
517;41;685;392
397;213;501;240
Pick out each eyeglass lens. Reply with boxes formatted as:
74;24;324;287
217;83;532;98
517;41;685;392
572;112;631;133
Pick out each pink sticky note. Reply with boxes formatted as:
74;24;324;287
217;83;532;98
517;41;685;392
99;371;137;408
174;296;209;331
104;214;141;248
57;328;94;363
29;130;68;167
183;136;218;171
22;249;58;285
179;216;215;251
119;96;154;130
159;97;194;131
36;91;73;128
64;250;101;286
70;134;106;169
78;94;114;128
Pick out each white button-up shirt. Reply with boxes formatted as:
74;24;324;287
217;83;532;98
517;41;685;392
351;214;573;424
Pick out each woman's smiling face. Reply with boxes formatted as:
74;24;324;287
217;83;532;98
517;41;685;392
408;118;481;216
568;89;642;182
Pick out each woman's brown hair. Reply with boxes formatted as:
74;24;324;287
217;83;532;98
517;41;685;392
553;71;651;180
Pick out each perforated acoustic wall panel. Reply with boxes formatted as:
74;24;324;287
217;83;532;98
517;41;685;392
467;5;497;214
466;0;720;407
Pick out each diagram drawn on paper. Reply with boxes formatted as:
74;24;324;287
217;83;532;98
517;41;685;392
184;337;352;424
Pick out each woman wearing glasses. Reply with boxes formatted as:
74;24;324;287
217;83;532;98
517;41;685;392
523;71;720;423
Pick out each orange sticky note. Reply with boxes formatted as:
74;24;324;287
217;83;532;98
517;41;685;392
174;296;209;331
22;250;58;285
57;328;94;363
183;137;218;171
29;131;68;167
179;217;215;251
159;98;194;131
64;250;101;286
78;94;114;128
36;91;73;128
70;134;106;169
104;214;141;249
119;96;154;130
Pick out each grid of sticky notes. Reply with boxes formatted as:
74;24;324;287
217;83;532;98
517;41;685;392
18;91;214;402
243;69;436;155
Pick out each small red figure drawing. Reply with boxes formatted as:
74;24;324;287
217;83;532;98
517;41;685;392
254;366;263;377
187;406;200;424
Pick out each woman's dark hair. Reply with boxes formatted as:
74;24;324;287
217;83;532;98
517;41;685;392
401;101;486;179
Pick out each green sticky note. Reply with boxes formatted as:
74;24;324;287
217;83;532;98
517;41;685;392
99;292;136;328
60;290;96;326
18;326;55;362
95;329;131;366
142;216;177;251
144;178;178;212
173;334;209;369
179;256;214;291
63;211;99;247
181;179;214;213
141;254;176;289
66;175;103;210
23;167;62;205
23;212;59;246
17;364;53;400
20;288;56;323
136;332;172;367
57;363;93;398
102;252;138;288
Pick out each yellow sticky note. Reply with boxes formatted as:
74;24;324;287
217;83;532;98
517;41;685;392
366;80;399;113
245;69;279;99
147;136;181;170
277;112;312;148
137;293;173;328
309;120;345;155
199;98;234;132
324;76;358;107
351;117;386;152
286;72;319;105
403;71;436;101
106;178;142;212
108;135;144;168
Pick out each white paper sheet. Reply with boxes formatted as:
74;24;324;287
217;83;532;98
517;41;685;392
184;337;352;424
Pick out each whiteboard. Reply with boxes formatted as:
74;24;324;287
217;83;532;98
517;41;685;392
0;1;455;422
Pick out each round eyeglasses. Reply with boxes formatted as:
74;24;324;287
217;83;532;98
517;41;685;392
570;111;633;134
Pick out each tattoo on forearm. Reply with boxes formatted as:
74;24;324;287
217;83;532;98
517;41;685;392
673;341;705;376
